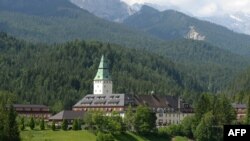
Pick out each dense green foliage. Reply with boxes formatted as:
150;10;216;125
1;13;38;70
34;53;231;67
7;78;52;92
84;105;156;135
124;105;134;131
29;117;35;130
72;119;79;131
124;6;250;56
84;111;123;134
228;67;250;102
0;0;249;94
96;132;115;141
0;91;20;141
246;96;250;124
0;0;162;48
62;119;68;131
40;118;45;130
5;105;20;141
134;105;157;134
158;93;236;141
0;33;202;109
194;112;220;141
20;117;25;131
52;121;56;131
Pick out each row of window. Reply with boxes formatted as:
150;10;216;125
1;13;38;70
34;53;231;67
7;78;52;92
94;81;112;83
84;95;121;101
158;113;188;117
157;119;179;125
81;102;120;106
75;107;123;112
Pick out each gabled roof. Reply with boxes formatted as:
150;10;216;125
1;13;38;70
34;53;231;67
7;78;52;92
134;95;168;108
94;55;111;80
165;95;179;108
49;110;85;120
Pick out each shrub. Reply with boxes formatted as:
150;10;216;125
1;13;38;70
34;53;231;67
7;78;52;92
29;117;35;130
72;119;78;130
40;118;45;130
61;119;68;131
96;132;114;141
52;121;56;131
20;117;25;131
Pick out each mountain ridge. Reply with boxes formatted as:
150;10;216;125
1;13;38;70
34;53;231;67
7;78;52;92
124;6;250;56
0;0;249;93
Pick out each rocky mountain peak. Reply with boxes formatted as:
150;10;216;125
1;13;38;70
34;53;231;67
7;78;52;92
69;0;138;22
185;26;205;41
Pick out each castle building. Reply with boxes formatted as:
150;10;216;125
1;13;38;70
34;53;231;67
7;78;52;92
73;55;131;113
93;55;112;95
73;55;193;126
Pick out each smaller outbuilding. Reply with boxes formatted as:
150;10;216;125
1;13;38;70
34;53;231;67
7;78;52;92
12;104;51;119
49;110;85;124
232;103;247;122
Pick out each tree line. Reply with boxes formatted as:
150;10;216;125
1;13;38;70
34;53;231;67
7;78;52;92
0;91;20;141
0;32;201;111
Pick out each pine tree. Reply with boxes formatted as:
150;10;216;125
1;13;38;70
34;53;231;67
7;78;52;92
20;117;25;131
40;118;45;130
29;117;35;130
5;105;20;141
61;119;68;131
246;96;250;124
72;119;78;131
52;121;56;131
124;105;134;131
195;94;211;121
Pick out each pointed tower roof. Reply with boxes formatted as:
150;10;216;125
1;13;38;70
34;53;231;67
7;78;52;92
94;55;111;80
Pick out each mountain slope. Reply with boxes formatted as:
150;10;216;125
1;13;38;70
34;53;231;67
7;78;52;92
203;13;250;36
153;39;249;91
227;67;250;103
69;0;136;22
0;0;249;92
0;33;201;108
0;0;163;48
124;6;250;56
0;0;78;17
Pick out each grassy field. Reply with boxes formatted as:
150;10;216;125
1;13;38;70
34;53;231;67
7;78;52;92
21;130;96;141
172;136;189;141
21;129;188;141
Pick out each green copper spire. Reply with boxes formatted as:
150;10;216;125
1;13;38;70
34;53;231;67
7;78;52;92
94;55;111;80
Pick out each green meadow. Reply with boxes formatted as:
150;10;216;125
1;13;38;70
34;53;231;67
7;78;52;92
20;130;188;141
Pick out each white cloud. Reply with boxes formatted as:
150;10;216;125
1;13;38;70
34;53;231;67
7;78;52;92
197;3;218;17
121;0;250;17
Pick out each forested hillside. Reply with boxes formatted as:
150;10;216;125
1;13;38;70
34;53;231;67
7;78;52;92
159;40;249;92
228;67;250;103
0;33;202;110
0;0;164;48
0;0;249;94
124;6;250;56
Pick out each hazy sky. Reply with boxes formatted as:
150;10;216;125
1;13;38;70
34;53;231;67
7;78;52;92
122;0;250;17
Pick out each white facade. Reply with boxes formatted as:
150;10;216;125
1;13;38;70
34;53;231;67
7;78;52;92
156;112;193;126
93;80;113;95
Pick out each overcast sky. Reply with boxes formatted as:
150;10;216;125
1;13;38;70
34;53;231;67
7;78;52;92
122;0;250;17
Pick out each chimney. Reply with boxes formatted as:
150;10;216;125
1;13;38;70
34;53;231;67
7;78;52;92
178;97;182;110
